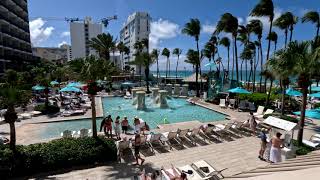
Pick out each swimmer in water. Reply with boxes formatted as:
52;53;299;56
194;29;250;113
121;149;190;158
118;106;121;110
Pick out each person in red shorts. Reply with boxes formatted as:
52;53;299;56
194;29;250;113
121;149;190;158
105;115;113;138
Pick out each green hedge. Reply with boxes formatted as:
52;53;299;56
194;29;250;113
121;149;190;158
34;104;60;114
263;113;299;123
0;136;117;178
239;93;281;106
292;139;315;155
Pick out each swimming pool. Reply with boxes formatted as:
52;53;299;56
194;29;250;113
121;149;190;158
40;97;226;140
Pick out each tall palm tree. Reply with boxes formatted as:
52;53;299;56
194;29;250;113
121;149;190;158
215;13;239;85
269;41;320;145
274;12;298;47
161;48;170;83
250;0;274;63
130;52;155;93
204;41;216;72
173;48;182;80
185;49;200;95
89;33;115;60
123;46;130;71
248;19;263;91
260;70;275;106
117;42;125;70
267;31;278;52
302;11;320;42
219;37;231;74
182;18;201;97
151;49;160;83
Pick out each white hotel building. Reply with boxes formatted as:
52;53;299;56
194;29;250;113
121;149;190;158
120;12;151;75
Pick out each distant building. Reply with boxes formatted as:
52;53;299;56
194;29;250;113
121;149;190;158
60;44;72;61
32;45;70;64
120;12;151;74
0;0;37;74
70;17;103;59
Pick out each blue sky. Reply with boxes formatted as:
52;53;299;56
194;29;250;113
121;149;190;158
28;0;320;70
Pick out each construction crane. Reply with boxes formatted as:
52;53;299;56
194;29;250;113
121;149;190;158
30;15;117;28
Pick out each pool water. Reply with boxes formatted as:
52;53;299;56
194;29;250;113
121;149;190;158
40;97;226;140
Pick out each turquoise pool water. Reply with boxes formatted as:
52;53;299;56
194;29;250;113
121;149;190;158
40;97;226;139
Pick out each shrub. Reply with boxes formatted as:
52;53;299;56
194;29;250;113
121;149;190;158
314;103;320;109
0;136;117;178
34;104;60;114
292;139;315;155
263;113;299;123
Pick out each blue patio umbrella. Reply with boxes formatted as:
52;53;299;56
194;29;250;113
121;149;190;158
122;81;134;86
32;85;45;91
60;86;82;93
228;87;251;94
311;86;320;92
285;88;302;96
309;92;320;98
67;82;83;87
294;109;320;119
50;80;59;86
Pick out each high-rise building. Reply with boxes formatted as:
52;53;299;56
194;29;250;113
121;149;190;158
0;0;36;74
70;17;102;59
32;44;70;64
120;12;151;74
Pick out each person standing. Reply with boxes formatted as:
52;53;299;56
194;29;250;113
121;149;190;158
100;116;108;135
121;116;129;134
134;134;145;166
114;116;121;140
258;128;268;161
249;112;257;134
105;115;113;138
270;132;283;163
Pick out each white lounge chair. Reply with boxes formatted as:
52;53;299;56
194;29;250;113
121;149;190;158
60;130;72;138
191;160;226;179
163;131;179;149
187;127;204;145
178;165;203;180
219;99;227;108
254;106;265;116
147;133;167;151
303;134;320;148
228;99;236;109
161;167;181;180
78;128;89;137
177;129;192;144
255;109;274;119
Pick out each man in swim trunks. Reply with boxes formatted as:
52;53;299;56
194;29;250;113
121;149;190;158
105;115;113;138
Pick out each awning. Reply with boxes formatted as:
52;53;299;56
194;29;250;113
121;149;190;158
263;116;300;132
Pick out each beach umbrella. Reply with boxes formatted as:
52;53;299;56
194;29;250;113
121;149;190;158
228;87;251;94
59;86;82;93
285;88;302;96
67;82;83;87
309;92;320;98
311;86;320;92
204;61;216;68
294;109;320;119
121;81;134;86
50;80;59;86
32;85;45;91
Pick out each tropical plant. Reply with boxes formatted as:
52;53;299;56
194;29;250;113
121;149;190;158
274;12;298;47
215;13;239;85
89;33;116;60
260;70;275;106
219;37;231;73
117;41;125;70
250;0;274;63
268;41;320;145
185;49;200;95
173;48;182;80
151;49;160;83
161;48;170;82
302;11;320;42
182;18;201;97
267;31;278;52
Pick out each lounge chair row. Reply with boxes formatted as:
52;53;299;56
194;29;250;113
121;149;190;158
254;106;274;119
117;122;255;161
60;128;92;138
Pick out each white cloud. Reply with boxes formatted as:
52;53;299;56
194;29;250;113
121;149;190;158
29;18;54;46
202;24;216;34
246;8;282;32
237;17;244;25
58;41;68;47
61;31;70;37
149;19;179;50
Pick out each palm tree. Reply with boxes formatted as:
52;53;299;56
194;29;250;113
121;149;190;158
219;37;231;74
89;33;115;60
248;19;263;91
182;18;201;97
215;13;239;85
130;52;155;93
151;49;160;83
117;42;125;70
123;46;130;71
185;49;200;94
274;12;298;47
173;48;182;80
302;11;320;42
250;0;274;63
161;48;170;83
267;31;278;52
260;70;275;106
269;41;320;145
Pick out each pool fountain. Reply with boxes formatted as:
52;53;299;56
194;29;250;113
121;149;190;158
173;84;180;96
158;90;168;108
181;84;189;96
136;91;146;110
165;84;173;95
151;88;159;99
